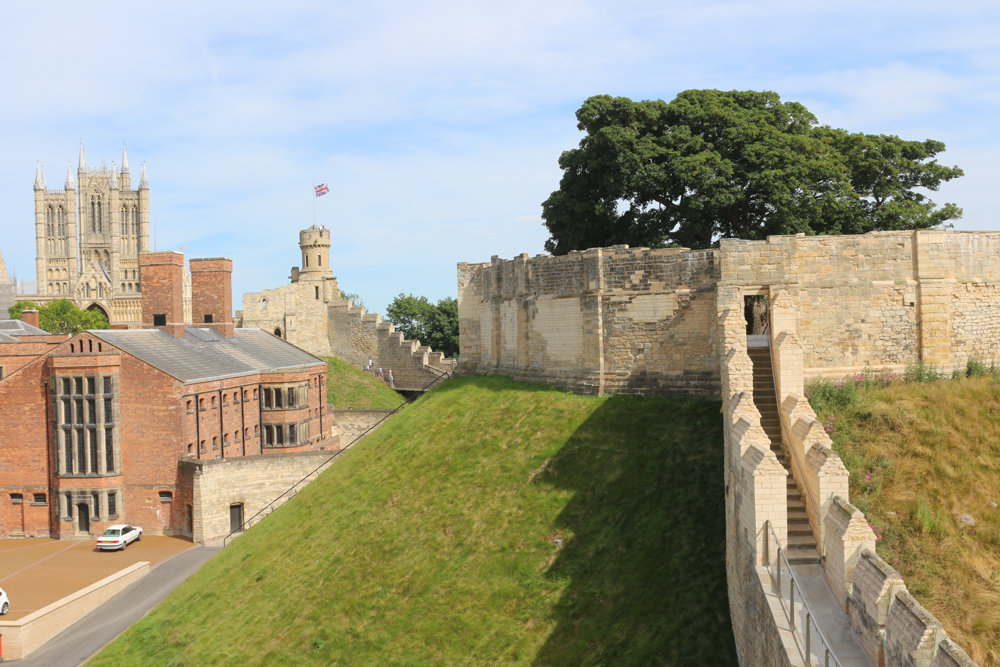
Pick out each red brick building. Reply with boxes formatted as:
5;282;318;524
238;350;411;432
0;251;334;540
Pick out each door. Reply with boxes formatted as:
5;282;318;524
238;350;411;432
230;503;244;534
77;503;90;534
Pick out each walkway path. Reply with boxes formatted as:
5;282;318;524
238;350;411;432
7;545;220;666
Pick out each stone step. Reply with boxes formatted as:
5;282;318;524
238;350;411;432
787;533;817;549
786;547;822;565
788;526;814;537
789;509;809;522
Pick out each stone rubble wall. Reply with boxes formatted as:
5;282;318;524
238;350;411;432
458;246;720;397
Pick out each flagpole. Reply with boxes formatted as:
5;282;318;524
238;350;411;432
312;182;316;226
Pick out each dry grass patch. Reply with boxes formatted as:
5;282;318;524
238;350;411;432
810;373;1000;666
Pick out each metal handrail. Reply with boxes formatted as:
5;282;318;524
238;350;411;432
222;364;452;546
765;521;843;667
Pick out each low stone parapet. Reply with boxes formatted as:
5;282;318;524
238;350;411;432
0;561;150;660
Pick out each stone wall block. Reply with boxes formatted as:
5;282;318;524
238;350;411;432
885;589;944;667
825;495;877;611
849;548;906;666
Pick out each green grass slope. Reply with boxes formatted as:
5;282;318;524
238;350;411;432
91;375;736;666
323;356;404;409
809;373;1000;667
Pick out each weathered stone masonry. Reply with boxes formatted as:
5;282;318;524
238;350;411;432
459;229;994;667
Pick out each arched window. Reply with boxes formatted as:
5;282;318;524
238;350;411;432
85;285;91;298
318;254;322;267
121;283;126;292
96;198;103;232
91;197;96;232
261;297;268;310
58;207;66;236
46;207;54;236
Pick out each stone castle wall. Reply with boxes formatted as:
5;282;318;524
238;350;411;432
457;246;720;397
459;229;994;666
459;231;1000;398
240;228;455;392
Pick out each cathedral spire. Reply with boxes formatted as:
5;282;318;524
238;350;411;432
79;143;86;170
65;161;76;190
0;250;8;283
109;162;119;189
121;143;129;173
34;161;46;191
139;161;148;190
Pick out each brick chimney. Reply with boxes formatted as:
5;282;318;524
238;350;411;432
21;309;40;329
139;251;186;337
190;257;234;337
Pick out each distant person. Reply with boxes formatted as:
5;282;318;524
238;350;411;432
377;367;384;379
387;369;394;385
366;358;373;372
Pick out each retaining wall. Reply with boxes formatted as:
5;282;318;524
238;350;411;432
0;561;149;660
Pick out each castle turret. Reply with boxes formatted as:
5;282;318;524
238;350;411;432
298;224;332;280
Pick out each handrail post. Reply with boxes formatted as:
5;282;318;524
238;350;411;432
805;612;811;662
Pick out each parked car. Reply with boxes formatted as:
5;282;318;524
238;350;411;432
97;524;143;551
0;586;9;614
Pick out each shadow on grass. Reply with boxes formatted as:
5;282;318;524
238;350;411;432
532;393;737;666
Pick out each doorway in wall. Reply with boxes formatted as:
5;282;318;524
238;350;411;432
273;328;282;339
77;503;90;534
744;293;770;348
230;503;244;534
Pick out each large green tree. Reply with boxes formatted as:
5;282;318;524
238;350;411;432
8;299;110;334
542;90;964;253
385;294;459;359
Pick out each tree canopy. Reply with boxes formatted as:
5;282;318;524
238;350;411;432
385;294;459;359
8;299;111;334
542;90;964;253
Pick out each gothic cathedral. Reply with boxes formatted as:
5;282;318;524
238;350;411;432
28;144;190;327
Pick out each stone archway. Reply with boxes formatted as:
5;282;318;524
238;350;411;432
86;302;110;321
274;328;282;339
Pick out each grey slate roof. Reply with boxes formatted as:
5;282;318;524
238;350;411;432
92;327;324;383
0;319;51;336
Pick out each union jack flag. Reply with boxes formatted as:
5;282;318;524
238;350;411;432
314;183;330;197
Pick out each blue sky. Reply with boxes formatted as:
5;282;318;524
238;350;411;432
1;1;997;315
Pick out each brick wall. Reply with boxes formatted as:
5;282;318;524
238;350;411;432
139;251;185;337
190;257;234;337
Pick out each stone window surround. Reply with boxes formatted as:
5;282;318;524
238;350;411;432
54;372;120;477
261;383;310;411
261;418;311;448
59;487;123;531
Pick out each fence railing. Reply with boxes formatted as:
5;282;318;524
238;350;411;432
222;364;452;546
764;521;843;667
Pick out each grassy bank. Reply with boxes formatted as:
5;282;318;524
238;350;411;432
90;375;736;666
808;370;1000;666
323;355;403;409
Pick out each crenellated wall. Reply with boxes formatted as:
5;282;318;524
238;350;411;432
459;229;995;667
458;246;720;397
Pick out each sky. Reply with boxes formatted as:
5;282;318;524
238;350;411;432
1;1;998;316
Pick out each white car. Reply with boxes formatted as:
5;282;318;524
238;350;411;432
97;524;143;551
0;586;9;615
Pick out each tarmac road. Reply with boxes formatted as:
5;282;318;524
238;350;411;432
6;545;220;666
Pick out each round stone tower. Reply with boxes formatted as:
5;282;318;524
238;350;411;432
298;224;332;280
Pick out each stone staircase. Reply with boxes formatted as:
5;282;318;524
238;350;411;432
329;301;456;391
748;345;821;565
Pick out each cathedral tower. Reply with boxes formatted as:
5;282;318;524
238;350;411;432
29;144;152;326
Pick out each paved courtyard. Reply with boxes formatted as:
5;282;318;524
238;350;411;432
0;535;195;621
